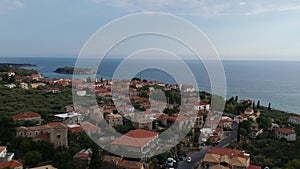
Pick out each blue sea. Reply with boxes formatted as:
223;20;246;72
1;57;300;115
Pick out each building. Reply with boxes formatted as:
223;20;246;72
81;122;101;135
195;102;210;111
30;83;46;89
234;108;260;123
203;147;251;169
250;123;263;139
29;165;57;169
0;160;23;169
54;112;82;125
275;128;296;141
116;160;144;169
19;83;28;89
12;112;41;123
73;149;92;169
289;116;300;124
0;146;14;162
47;88;60;93
105;113;123;127
16;122;68;148
111;129;159;156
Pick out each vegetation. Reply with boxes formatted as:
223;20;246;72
54;67;98;74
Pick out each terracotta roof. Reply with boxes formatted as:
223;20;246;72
68;126;83;133
0;146;6;153
289;116;300;120
245;108;253;112
81;122;100;132
47;122;63;127
230;156;248;167
0;160;23;169
209;147;249;159
117;160;143;169
209;164;230;169
112;129;158;148
249;165;262;169
219;119;232;123
203;153;220;163
197;101;209;105
12;111;41;119
276;128;295;134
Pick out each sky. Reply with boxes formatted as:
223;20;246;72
0;0;300;60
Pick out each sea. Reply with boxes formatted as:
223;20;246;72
0;56;300;115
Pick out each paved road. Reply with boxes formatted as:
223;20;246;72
177;122;238;169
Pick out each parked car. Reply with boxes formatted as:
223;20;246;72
186;157;192;163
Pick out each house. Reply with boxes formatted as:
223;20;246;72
19;83;28;89
47;88;60;93
16;122;68;148
81;122;101;135
105;113;123;127
234;108;260;123
12;112;42;124
73;149;92;169
203;147;251;169
250;123;263;139
111;129;159;156
54;112;82;125
195;102;210;111
275;128;296;141
5;84;16;88
29;165;57;169
218;119;232;130
76;90;87;96
116;160;144;169
0;146;14;162
103;155;122;169
289;116;300;124
0;160;23;169
68;124;84;134
30;83;46;89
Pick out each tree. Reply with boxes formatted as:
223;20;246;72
25;151;43;166
252;101;256;110
89;144;102;169
257;100;261;109
239;120;251;134
239;128;248;137
285;159;300;169
257;116;272;130
268;103;271;110
0;116;16;144
235;96;238;102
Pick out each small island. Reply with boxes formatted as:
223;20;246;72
54;66;99;75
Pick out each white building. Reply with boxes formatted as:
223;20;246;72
289;116;300;124
275;128;296;141
0;146;14;162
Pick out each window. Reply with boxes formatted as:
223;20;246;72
57;135;61;139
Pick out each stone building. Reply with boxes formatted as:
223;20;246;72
16;122;68;148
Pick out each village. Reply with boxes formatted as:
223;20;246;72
0;68;299;169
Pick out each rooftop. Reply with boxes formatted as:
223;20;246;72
111;129;158;148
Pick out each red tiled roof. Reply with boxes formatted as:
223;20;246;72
12;111;41;119
112;129;158;148
245;108;253;112
117;160;143;169
0;146;6;153
289;116;300;120
276;128;295;134
0;160;23;169
47;122;63;127
197;101;209;105
209;147;249;159
69;126;83;133
249;165;262;169
219;119;232;123
81;122;100;132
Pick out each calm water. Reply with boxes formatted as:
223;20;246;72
1;57;300;114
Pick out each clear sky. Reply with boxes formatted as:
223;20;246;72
0;0;300;60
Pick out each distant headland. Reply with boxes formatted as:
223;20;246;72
54;67;98;75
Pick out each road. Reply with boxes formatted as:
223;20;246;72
177;122;238;169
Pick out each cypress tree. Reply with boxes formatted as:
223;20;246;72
268;103;271;110
257;100;260;109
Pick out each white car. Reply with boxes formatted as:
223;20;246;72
186;157;192;162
